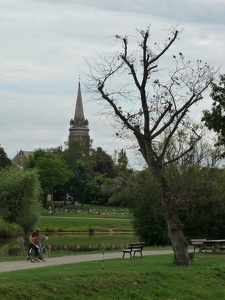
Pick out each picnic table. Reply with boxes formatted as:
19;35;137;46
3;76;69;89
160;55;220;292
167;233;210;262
203;240;225;252
190;239;206;252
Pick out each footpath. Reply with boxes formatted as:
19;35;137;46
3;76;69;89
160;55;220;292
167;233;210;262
0;250;174;273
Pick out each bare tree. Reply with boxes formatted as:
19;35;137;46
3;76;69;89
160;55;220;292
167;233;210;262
86;27;217;265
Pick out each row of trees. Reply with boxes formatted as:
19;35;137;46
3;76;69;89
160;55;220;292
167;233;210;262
0;141;131;234
22;142;128;208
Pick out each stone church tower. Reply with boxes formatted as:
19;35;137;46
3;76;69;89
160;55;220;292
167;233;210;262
69;82;90;142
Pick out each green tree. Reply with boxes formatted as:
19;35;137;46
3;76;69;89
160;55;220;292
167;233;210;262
70;160;100;207
179;166;225;239
24;149;71;208
87;27;216;264
116;149;133;177
64;138;91;171
0;146;12;169
164;140;225;239
0;166;41;234
90;147;117;178
132;170;168;246
101;176;126;206
202;74;225;146
120;137;225;244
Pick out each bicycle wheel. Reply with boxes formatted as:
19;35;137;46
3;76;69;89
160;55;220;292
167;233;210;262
29;248;36;263
42;247;47;261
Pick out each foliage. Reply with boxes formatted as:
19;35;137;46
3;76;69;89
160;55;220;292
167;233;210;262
104;168;168;245
101;176;127;205
0;166;42;234
0;147;12;169
202;74;225;146
90;147;117;178
0;220;23;238
130;170;168;245
94;149;133;205
108;147;225;244
168;163;225;239
116;149;129;172
70;160;100;206
163;138;225;239
24;149;71;195
64;138;91;171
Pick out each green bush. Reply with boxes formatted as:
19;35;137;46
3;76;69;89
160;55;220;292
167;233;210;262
0;166;42;233
0;220;24;237
132;171;168;246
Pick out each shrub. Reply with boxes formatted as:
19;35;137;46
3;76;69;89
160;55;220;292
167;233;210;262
0;166;42;234
0;220;24;238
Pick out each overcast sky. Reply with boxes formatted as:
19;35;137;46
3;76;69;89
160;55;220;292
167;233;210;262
1;0;225;169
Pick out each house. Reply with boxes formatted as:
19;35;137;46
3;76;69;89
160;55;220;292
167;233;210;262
12;150;32;166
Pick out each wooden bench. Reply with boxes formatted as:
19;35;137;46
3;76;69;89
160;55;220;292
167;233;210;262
190;239;207;252
122;242;145;259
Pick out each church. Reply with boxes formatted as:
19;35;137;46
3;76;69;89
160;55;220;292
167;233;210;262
12;82;89;165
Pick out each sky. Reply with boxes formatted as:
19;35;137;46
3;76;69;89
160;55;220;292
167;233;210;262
1;0;225;169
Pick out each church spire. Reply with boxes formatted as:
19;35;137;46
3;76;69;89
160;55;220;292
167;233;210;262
69;81;89;142
74;81;85;125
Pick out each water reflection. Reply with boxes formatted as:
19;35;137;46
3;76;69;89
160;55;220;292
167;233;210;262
0;233;138;256
0;236;25;256
46;233;137;253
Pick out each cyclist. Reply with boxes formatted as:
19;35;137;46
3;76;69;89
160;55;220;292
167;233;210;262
27;231;39;262
35;228;48;261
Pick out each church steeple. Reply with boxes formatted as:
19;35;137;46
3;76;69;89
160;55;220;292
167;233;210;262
69;82;89;142
74;82;85;125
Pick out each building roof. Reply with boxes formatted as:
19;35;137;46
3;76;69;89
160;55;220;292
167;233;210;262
12;150;32;166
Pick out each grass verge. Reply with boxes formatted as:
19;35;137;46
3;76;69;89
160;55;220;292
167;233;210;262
1;253;225;299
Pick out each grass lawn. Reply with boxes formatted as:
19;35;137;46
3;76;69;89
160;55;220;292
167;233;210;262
36;216;133;233
1;252;225;299
36;205;134;233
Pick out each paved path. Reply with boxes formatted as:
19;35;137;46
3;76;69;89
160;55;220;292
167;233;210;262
0;250;174;273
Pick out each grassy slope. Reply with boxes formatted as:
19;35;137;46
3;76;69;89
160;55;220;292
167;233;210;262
1;253;225;299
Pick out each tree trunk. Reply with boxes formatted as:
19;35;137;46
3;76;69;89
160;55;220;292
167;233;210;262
51;189;54;214
63;195;67;206
146;153;191;265
43;194;47;208
162;190;191;265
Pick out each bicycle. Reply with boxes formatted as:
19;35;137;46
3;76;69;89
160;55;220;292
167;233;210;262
28;238;48;262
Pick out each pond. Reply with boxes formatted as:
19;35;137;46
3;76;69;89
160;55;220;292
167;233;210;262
0;233;138;257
